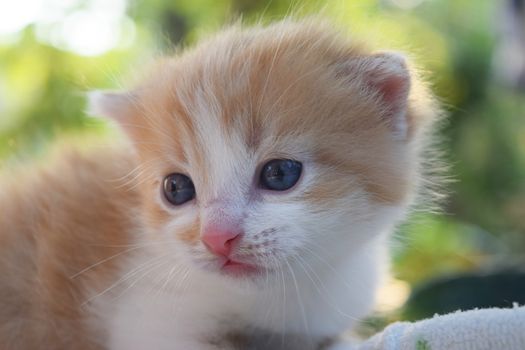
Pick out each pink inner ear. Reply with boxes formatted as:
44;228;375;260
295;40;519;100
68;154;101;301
363;55;411;138
374;74;409;107
371;72;410;117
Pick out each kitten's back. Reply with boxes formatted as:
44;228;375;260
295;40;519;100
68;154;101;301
0;148;138;350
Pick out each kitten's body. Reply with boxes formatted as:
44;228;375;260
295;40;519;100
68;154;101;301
0;150;136;349
0;20;438;349
0;150;383;350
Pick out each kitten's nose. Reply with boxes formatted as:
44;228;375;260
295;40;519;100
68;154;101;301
201;229;242;257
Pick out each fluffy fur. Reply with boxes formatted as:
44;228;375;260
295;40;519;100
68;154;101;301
0;20;439;350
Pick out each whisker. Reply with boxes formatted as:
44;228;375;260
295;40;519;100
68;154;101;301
71;245;149;279
81;254;169;307
284;258;309;335
105;157;161;183
302;243;374;296
86;240;181;248
294;254;359;321
114;258;173;302
152;263;188;300
278;260;287;348
167;267;192;318
72;240;182;278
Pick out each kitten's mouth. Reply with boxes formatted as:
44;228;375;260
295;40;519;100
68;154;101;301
220;259;260;277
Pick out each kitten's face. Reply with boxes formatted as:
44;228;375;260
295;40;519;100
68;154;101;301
91;22;432;286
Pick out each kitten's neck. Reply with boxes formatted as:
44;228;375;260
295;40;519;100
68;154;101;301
249;234;388;336
102;232;388;348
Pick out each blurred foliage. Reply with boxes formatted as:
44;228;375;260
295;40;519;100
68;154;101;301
1;0;524;319
402;269;525;320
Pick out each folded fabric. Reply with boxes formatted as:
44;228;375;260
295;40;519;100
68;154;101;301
357;305;525;350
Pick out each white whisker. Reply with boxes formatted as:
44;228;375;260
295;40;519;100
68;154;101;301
284;258;309;335
81;254;169;307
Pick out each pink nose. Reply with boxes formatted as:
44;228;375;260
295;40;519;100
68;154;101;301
201;229;242;257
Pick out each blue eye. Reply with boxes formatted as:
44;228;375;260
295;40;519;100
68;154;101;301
163;173;195;205
259;159;302;191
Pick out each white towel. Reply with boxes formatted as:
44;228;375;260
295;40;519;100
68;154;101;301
356;305;525;350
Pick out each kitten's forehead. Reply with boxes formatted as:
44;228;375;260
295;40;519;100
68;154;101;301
136;29;341;197
123;20;435;208
142;21;362;145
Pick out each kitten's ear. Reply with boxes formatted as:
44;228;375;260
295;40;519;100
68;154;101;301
343;52;411;139
87;90;136;121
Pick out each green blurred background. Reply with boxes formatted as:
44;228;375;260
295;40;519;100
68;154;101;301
1;0;524;327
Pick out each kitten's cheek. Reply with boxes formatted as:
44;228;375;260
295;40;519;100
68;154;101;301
167;218;202;246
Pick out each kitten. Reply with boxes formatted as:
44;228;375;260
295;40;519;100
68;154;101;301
0;19;438;350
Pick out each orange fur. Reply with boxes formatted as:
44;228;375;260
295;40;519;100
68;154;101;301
0;149;138;349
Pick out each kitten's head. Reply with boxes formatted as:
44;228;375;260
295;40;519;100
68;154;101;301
89;20;437;285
